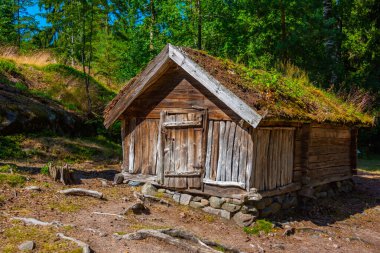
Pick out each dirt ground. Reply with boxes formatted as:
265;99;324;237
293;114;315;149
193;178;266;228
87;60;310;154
0;161;379;253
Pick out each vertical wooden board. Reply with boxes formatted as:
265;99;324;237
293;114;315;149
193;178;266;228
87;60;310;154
220;121;231;181
216;121;226;181
246;127;254;190
250;129;258;189
225;121;236;181
187;127;195;188
133;119;141;173
128;118;136;173
238;127;248;185
151;120;158;175
175;114;187;188
195;128;203;167
232;126;241;182
156;112;165;184
142;120;151;174
288;130;295;184
255;129;270;190
210;121;220;180
279;130;286;187
205;120;213;179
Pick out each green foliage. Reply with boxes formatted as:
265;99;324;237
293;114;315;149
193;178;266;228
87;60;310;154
12;82;28;91
0;135;26;160
244;219;274;235
0;173;26;187
40;163;50;175
0;164;18;173
0;59;17;73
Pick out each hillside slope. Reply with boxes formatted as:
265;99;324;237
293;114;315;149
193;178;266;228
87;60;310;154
0;58;116;135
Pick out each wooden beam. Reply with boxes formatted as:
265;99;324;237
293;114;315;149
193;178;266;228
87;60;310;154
163;120;202;128
164;171;202;177
304;175;352;188
202;179;245;189
168;44;262;128
259;183;301;197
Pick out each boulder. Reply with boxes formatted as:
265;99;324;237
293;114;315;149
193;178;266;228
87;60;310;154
202;206;221;216
180;194;193;205
252;199;267;210
193;196;203;202
190;201;204;209
233;212;256;227
18;241;35;251
240;205;258;216
113;173;125;185
220;210;232;220
173;193;181;203
209;196;225;209
200;199;209;206
221;202;241;213
141;183;157;196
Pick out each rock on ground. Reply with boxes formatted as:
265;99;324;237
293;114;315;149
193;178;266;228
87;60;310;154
233;212;256;227
180;194;192;205
209;196;225;209
141;183;157;196
18;241;35;251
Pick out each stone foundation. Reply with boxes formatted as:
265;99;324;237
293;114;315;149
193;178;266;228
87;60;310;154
139;179;354;227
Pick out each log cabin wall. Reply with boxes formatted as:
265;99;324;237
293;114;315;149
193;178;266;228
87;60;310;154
305;125;353;183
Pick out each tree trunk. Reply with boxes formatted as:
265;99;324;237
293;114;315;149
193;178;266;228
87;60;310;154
280;0;287;61
323;0;337;85
149;0;155;50
197;0;202;50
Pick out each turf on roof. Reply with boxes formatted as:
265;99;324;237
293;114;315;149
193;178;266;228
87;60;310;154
181;47;373;126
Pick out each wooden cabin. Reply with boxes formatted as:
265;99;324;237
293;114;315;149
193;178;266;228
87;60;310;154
104;44;372;199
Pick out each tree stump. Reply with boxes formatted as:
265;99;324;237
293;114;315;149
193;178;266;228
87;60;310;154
49;163;75;185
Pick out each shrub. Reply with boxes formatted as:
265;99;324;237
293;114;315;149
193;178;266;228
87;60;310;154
243;219;273;235
0;174;26;187
0;59;17;73
0;135;26;159
40;163;50;175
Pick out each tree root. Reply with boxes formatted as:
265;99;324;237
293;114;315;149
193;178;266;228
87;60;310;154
57;233;92;253
119;228;244;253
58;188;103;199
91;211;125;219
11;217;65;227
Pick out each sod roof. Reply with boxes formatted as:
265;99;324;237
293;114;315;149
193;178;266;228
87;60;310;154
104;45;374;127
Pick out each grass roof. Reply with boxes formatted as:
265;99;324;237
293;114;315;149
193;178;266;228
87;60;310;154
181;47;374;126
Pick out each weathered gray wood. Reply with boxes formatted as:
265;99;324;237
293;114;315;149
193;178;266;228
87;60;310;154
205;121;213;179
128;118;136;173
57;233;91;253
156;112;165;184
210;122;219;180
216;121;225;181
165;171;202;177
168;45;262;128
202;179;245;189
225;121;236;181
260;183;302;198
231;125;241;182
246;127;254;191
163;120;202;128
58;188;103;199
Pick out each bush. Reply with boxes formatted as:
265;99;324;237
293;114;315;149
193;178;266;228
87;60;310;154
0;59;17;73
40;163;50;175
0;135;26;159
0;174;26;187
243;219;273;235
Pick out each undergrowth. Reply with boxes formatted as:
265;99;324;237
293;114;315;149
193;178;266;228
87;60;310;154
0;173;26;187
243;219;273;235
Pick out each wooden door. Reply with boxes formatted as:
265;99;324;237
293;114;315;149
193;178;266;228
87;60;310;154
160;110;206;189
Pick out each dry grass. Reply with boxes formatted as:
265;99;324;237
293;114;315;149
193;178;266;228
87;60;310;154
0;46;56;67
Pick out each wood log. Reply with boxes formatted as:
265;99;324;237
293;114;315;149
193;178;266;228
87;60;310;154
57;233;91;253
58;188;103;199
11;217;64;227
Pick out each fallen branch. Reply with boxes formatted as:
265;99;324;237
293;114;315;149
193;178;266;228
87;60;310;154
58;188;103;199
11;217;64;227
120;229;244;253
57;233;91;253
92;211;125;219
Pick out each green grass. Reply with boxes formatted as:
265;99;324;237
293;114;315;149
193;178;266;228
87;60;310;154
0;173;26;187
40;163;50;175
358;158;380;173
0;59;17;73
0;135;26;160
0;164;18;173
243;219;273;235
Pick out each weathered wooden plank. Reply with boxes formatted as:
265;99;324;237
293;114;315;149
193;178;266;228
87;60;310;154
205;120;213;179
156;112;165;184
238;128;248;185
216;121;226;181
162;120;202;128
308;160;351;170
288;130;295;184
168;44;262;127
203;179;245;189
225;121;236;181
350;128;357;175
128;118;136;173
121;119;128;172
255;129;271;190
308;153;351;163
231;126;241;182
151;120;158;174
247;128;256;190
210;122;219;180
220;121;231;181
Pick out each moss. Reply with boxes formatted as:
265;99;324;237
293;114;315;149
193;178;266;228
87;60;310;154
1;225;81;253
48;199;83;213
0;59;17;73
0;174;26;187
244;219;274;235
0;135;27;160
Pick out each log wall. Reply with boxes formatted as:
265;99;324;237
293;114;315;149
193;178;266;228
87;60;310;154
305;125;353;182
